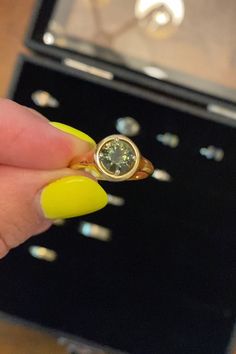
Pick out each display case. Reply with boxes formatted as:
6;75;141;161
1;1;236;353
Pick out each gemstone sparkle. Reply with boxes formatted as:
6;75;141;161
98;138;136;176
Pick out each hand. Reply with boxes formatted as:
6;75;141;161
0;99;107;258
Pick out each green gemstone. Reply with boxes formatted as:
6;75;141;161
99;139;136;176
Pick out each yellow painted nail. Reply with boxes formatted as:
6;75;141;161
50;121;96;146
41;176;107;219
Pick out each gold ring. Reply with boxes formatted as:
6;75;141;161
70;134;154;182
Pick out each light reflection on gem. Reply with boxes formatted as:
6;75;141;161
200;146;224;161
156;132;179;148
107;194;125;206
152;169;172;182
78;222;112;242
115;169;121;176
116;117;141;137
28;246;58;262
31;90;59;108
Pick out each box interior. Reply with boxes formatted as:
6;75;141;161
1;56;235;354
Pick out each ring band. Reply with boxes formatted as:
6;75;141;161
70;134;154;182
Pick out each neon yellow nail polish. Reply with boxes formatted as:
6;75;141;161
50;121;96;146
41;176;107;219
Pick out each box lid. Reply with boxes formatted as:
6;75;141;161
27;0;236;104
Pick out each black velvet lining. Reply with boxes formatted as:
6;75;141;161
1;57;236;354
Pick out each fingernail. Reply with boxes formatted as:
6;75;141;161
41;176;107;219
50;122;96;147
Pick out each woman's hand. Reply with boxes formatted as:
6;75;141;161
0;99;107;258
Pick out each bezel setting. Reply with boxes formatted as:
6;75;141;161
94;135;141;181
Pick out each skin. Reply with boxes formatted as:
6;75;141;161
0;98;97;258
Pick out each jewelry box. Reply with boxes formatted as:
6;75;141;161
1;1;236;353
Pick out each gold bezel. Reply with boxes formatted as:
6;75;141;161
94;135;141;181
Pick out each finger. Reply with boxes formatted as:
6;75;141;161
0;99;96;169
0;166;107;259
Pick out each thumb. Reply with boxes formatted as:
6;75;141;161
0;166;107;259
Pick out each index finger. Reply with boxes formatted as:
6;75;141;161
0;99;95;169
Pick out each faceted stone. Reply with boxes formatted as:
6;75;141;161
99;138;136;176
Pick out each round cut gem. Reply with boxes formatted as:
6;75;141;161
98;138;136;176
